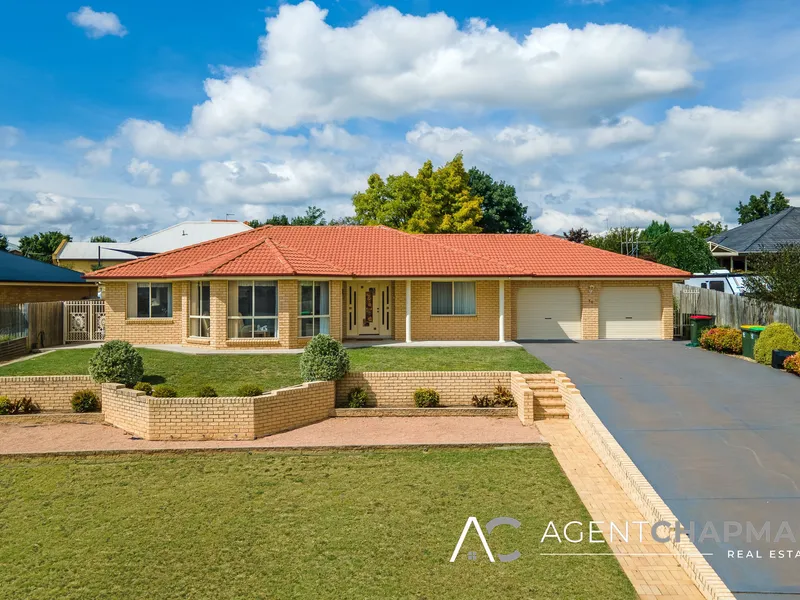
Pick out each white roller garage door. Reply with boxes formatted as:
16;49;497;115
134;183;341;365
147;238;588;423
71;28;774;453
517;287;582;340
599;287;662;339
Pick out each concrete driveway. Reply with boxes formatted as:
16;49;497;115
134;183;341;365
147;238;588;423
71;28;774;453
524;341;800;600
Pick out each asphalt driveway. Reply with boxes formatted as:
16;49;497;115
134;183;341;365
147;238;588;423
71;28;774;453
524;341;800;600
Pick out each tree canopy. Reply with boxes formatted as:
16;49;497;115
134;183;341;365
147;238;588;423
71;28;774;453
0;234;7;252
467;168;533;233
650;231;717;273
736;191;790;224
90;235;117;243
692;220;727;239
641;220;672;241
585;227;642;254
563;227;591;244
18;231;71;263
743;244;800;308
247;206;329;228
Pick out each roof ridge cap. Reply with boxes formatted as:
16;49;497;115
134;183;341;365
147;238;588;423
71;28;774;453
258;236;296;274
166;238;267;276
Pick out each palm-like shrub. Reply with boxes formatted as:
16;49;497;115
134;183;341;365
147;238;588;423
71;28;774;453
753;323;800;365
300;334;350;381
88;341;144;387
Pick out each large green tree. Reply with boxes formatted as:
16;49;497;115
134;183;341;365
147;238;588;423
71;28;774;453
585;227;643;254
563;227;591;244
18;231;71;263
641;220;672;241
0;234;8;252
90;235;117;243
353;154;482;233
743;244;800;308
692;220;727;239
736;191;790;224
650;231;717;273
467;168;533;233
247;206;329;228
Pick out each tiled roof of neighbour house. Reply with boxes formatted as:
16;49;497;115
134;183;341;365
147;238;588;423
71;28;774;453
1;251;96;284
84;225;690;280
708;207;800;253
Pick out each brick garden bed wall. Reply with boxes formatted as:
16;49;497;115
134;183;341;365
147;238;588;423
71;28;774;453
0;375;99;411
336;371;518;408
102;380;335;441
0;338;27;362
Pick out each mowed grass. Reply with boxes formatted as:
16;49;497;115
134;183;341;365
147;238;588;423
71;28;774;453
0;347;549;396
0;448;635;600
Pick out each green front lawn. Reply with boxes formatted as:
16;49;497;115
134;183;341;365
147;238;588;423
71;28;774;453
0;347;548;397
0;448;635;600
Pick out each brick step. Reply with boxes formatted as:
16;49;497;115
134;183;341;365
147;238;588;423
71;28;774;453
534;408;569;419
524;374;556;382
532;390;561;398
533;398;566;408
527;382;559;389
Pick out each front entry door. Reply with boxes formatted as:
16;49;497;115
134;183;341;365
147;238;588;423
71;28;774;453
347;281;391;337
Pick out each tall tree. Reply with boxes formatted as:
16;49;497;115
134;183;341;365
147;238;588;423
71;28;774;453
692;220;727;239
18;231;71;263
736;191;790;224
246;206;327;228
650;231;717;273
467;168;533;233
354;154;482;233
585;227;643;255
743;245;800;308
641;220;672;241
90;235;117;243
563;227;591;244
0;234;8;252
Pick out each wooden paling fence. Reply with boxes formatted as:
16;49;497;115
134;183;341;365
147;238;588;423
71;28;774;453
0;301;65;349
673;283;800;339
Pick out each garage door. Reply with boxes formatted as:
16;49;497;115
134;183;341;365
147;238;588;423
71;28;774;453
599;287;662;339
517;288;582;340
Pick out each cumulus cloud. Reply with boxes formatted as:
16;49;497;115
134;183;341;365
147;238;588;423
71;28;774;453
126;158;161;186
310;125;367;150
25;193;94;224
171;170;191;186
587;116;655;148
84;145;113;168
103;203;149;224
68;6;127;38
0;160;38;180
0;126;21;148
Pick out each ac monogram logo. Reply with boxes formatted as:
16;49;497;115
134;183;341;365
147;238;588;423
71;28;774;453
449;516;522;563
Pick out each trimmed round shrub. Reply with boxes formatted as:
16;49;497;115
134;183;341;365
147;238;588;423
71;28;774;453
133;381;153;396
151;384;177;398
699;327;743;355
197;385;218;398
753;323;800;365
0;396;13;415
88;340;144;387
71;389;100;413
414;388;440;408
347;387;368;408
235;383;263;397
784;353;800;375
300;334;350;382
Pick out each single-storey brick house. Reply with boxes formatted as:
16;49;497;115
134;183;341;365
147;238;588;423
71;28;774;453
85;225;688;349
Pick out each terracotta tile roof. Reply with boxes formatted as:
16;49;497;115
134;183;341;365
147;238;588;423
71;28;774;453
85;225;689;280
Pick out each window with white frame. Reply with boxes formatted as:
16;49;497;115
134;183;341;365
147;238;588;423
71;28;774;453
299;281;329;337
189;282;211;337
227;281;278;339
431;281;476;316
127;282;173;318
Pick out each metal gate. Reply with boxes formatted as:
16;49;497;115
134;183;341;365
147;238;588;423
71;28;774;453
63;300;106;343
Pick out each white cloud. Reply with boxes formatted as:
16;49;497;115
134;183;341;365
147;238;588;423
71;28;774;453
67;136;96;149
126;158;161;186
587;116;655;148
68;6;127;39
310;125;366;150
0;160;38;180
0;126;21;148
102;203;149;224
84;145;113;168
171;170;191;186
25;193;94;224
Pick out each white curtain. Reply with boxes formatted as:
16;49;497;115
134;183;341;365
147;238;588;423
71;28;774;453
431;282;453;315
453;282;476;315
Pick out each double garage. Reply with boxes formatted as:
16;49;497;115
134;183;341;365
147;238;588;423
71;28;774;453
516;286;664;340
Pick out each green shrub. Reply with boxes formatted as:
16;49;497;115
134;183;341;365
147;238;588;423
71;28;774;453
414;388;440;408
753;323;800;365
88;340;144;387
197;385;218;398
235;383;263;397
699;327;743;355
494;385;517;407
0;396;11;415
784;353;800;375
133;381;153;396
472;394;493;407
71;389;100;413
346;387;368;408
300;334;350;382
0;396;40;415
151;384;178;398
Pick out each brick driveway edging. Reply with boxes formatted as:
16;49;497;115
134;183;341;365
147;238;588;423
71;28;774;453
552;370;735;600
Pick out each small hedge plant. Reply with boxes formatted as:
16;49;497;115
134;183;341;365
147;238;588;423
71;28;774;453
133;382;153;396
89;340;144;387
300;334;350;382
152;384;177;398
0;396;40;415
753;323;800;365
71;389;100;413
197;385;218;398
494;385;516;407
784;353;800;376
414;388;440;408
236;383;263;397
699;327;743;355
347;387;368;408
472;394;493;407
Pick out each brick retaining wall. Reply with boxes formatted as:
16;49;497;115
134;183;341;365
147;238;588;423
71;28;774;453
0;375;99;411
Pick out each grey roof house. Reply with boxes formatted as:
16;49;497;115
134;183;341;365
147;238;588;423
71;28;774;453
708;207;800;270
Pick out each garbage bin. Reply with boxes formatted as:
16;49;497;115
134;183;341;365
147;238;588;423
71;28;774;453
741;325;765;359
772;349;796;369
689;315;714;347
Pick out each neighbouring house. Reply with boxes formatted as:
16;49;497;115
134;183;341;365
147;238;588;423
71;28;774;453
84;225;688;349
0;250;98;304
708;207;800;271
53;220;252;273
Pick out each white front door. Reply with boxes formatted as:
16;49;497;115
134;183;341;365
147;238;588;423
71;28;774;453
347;281;391;337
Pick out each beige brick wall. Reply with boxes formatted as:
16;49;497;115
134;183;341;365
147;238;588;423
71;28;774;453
511;372;536;425
0;284;97;305
337;371;516;407
102;380;335;440
104;281;186;345
0;375;99;411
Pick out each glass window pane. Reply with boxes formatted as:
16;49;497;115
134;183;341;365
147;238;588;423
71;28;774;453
136;284;150;318
228;318;249;339
191;317;210;338
190;283;200;316
315;281;329;316
201;282;210;316
237;283;253;317
253;318;277;338
454;282;476;315
300;283;314;315
254;282;277;316
316;316;330;335
431;282;453;315
151;283;172;318
300;317;315;337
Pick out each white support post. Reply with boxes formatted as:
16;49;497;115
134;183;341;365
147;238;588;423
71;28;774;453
499;280;505;343
405;280;412;343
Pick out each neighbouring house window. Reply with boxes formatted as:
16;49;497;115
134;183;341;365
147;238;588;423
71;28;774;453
299;281;329;337
709;281;725;293
227;281;278;339
189;282;211;338
431;281;476;316
127;282;172;318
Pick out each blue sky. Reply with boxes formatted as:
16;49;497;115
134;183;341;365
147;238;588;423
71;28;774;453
1;0;800;241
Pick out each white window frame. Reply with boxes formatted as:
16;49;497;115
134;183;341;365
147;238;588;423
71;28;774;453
430;281;477;316
227;281;279;339
298;281;330;337
127;282;173;319
189;281;211;338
